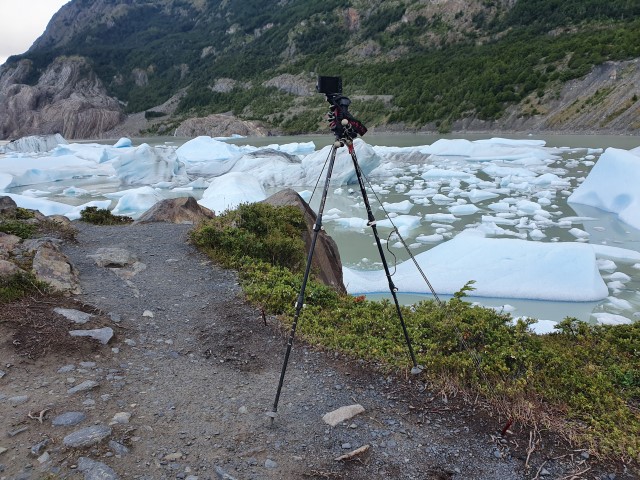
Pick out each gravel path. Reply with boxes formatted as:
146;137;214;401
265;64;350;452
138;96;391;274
2;222;610;479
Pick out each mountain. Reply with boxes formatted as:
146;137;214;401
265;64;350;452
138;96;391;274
1;0;639;139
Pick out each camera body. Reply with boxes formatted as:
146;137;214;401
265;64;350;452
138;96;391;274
316;76;342;95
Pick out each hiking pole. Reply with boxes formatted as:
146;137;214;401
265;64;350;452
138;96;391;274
267;142;340;422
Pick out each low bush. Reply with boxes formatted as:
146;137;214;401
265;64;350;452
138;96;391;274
79;207;133;225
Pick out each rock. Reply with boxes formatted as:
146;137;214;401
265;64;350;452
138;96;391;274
263;74;313;96
263;189;346;294
0;233;21;253
69;327;114;345
142;310;154;317
77;456;119;480
67;380;99;394
322;404;365;427
0;370;5;379
52;412;86;426
30;439;49;456
32;243;80;293
63;425;112;448
264;459;278;469
0;259;23;278
174;114;267;137
0;196;18;216
164;452;183;461
7;395;29;406
109;412;131;425
108;440;129;456
57;364;75;373
0;447;7;455
214;466;238;480
135;197;215;225
0;57;124;140
88;248;138;268
54;308;93;324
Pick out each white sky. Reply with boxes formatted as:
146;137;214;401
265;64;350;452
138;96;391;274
0;0;70;65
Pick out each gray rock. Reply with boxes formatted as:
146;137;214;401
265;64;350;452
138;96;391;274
214;466;238;480
32;243;80;293
63;425;112;448
88;248;138;268
0;370;5;379
7;395;29;406
67;380;99;394
69;327;114;345
108;440;129;456
134;197;215;225
54;308;93;324
77;456;119;479
0;259;23;278
30;439;49;456
52;412;86;426
264;459;278;469
322;404;365;427
57;364;76;373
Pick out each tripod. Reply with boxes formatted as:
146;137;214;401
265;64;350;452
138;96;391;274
267;90;423;421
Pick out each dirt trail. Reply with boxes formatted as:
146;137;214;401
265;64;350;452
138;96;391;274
0;222;623;479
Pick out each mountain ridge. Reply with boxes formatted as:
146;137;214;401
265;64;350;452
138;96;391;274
1;0;639;139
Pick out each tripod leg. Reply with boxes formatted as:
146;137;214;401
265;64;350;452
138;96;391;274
346;141;423;375
268;143;341;421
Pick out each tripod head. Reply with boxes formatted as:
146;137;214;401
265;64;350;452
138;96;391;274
316;76;367;142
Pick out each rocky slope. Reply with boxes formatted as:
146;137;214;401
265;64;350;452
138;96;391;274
0;57;124;140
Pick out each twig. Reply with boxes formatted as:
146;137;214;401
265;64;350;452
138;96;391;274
532;460;548;480
28;408;50;423
559;467;591;480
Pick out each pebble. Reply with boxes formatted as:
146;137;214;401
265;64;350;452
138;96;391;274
80;362;97;368
57;365;76;373
214;466;237;480
143;310;154;317
63;425;112;448
322;404;365;427
69;327;114;345
264;459;278;469
7;395;29;406
0;370;5;379
68;380;100;394
237;406;248;414
30;439;49;456
52;412;86;427
341;443;352;449
77;457;119;480
110;412;131;424
54;308;93;324
108;440;129;456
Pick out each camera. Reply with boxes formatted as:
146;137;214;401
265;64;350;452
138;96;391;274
316;76;342;95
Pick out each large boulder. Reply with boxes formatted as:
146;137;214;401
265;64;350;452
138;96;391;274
263;189;346;294
32;241;80;294
135;196;215;224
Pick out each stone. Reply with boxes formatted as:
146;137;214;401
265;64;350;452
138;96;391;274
67;380;99;394
263;189;345;293
32;243;80;293
30;439;49;456
0;259;23;278
69;327;114;345
110;412;131;425
264;459;278;469
322;404;365;427
7;395;29;406
0;196;18;216
54;308;93;324
63;425;112;448
135;197;215;225
0;233;21;253
52;412;86;427
0;370;5;379
57;364;76;373
108;440;129;456
88;248;138;268
164;452;183;461
77;456;119;480
214;466;238;480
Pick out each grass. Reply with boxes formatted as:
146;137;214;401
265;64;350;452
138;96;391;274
191;202;640;460
0;272;49;304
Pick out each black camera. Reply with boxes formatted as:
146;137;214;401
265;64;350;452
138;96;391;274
316;76;342;95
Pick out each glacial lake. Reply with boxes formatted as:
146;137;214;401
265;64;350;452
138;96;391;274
7;133;640;324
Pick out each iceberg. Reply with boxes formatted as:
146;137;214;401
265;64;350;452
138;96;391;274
198;172;266;213
112;144;188;185
175;136;243;176
568;147;640;230
301;139;380;185
343;236;608;302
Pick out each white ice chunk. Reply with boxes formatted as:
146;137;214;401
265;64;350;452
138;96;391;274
197;172;266;214
111;186;162;218
113;144;188;185
592;313;632;325
343;237;608;302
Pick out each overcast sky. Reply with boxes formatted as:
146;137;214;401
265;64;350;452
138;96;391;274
0;0;70;65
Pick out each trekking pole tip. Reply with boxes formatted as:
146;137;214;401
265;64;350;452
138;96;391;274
411;365;424;375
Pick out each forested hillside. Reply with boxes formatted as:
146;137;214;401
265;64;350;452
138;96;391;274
4;0;640;135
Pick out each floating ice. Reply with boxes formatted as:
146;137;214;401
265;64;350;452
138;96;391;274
381;200;413;214
111;186;162;218
175;136;243;176
568;147;640;230
114;138;132;148
343;236;608;302
4;193;110;219
301;139;380;185
228;149;304;186
449;204;479;215
197;172;266;214
592;312;632;325
113;144;188;185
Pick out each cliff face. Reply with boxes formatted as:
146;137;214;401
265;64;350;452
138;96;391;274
0;57;124;140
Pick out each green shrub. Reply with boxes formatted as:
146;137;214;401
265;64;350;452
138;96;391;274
79;207;133;225
0;272;49;304
0;220;37;239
